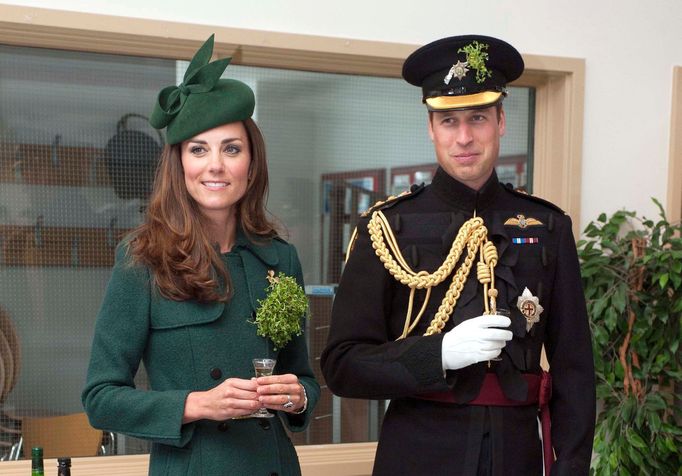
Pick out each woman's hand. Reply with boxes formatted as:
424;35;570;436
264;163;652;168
183;378;260;423
255;373;306;414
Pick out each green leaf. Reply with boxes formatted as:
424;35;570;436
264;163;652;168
612;284;627;313
608;450;618;469
648;411;662;432
663;436;677;452
659;273;670;288
627;445;645;470
604;306;618;331
619;464;633;476
661;423;682;436
672;260;682;274
647;393;667;411
673;298;682;312
591;295;610;318
654;352;670;370
622;398;637;421
626;428;648;449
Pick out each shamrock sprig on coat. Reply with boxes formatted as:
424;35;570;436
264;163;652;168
253;270;308;350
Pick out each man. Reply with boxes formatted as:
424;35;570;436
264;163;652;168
320;35;595;476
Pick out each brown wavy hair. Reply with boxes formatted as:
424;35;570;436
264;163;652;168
129;118;279;302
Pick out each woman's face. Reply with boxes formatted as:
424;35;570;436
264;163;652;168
181;122;251;222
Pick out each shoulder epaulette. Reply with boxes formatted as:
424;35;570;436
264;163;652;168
505;184;566;215
360;183;426;217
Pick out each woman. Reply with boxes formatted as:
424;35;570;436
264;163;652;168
82;35;319;476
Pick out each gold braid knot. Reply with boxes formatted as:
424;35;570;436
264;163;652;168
368;210;498;338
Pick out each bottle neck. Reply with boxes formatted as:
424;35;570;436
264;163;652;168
31;447;44;475
57;458;72;476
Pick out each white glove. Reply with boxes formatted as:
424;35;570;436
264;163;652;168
441;315;513;370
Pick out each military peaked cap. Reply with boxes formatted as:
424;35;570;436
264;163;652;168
402;34;524;111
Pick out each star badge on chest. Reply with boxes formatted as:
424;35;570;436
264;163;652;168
517;287;544;332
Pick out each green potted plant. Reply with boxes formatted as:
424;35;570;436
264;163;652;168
577;199;681;475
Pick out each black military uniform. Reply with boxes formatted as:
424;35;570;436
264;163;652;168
321;35;595;476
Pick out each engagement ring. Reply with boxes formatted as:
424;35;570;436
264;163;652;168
283;394;294;409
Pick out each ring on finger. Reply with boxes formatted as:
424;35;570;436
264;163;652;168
282;394;294;409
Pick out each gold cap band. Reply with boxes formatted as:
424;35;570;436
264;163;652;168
425;91;503;111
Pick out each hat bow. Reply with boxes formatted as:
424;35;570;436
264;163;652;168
149;34;230;130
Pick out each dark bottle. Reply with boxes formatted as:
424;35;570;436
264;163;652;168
57;457;72;476
30;447;44;476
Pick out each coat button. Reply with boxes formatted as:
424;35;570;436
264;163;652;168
259;420;271;430
217;421;229;432
210;367;222;380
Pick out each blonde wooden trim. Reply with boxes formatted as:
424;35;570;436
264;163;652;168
667;66;682;224
1;455;150;476
0;444;376;476
518;55;585;236
298;442;376;476
0;4;410;76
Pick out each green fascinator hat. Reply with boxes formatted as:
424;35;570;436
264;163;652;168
149;34;255;145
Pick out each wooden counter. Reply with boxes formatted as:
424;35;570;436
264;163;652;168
0;442;376;475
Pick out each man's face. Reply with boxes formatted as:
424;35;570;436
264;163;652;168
428;105;505;191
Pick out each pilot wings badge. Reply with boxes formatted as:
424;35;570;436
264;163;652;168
504;214;544;229
517;287;544;332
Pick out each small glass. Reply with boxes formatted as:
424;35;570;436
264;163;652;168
490;308;511;362
251;358;276;418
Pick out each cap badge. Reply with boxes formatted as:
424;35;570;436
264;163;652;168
444;60;470;84
504;214;544;229
517;287;543;332
458;41;492;84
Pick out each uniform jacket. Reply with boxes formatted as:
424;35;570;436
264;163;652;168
321;168;595;476
82;230;319;476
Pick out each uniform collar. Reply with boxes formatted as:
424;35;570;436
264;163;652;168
431;167;501;213
232;228;280;267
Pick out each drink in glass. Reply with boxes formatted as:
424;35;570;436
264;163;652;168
251;358;276;418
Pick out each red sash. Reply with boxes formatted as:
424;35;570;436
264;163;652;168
417;371;554;474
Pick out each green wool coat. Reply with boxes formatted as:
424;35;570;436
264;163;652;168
82;231;319;476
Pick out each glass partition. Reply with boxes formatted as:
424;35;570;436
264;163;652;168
0;43;534;458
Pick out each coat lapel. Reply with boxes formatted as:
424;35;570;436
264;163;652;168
233;230;280;312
